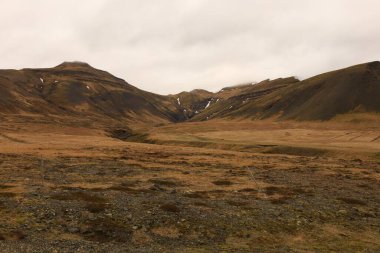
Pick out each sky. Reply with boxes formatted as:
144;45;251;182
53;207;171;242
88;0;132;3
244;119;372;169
0;0;379;94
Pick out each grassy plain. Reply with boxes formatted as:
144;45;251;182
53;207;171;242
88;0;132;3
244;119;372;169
0;118;379;252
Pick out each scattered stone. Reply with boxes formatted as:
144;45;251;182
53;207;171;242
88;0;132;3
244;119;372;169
68;227;80;233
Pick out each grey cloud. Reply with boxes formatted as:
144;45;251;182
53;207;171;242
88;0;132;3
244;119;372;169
0;0;379;94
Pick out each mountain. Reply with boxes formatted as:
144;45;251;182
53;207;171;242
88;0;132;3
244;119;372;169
192;61;380;121
169;82;268;119
0;62;180;126
0;61;379;126
169;89;214;119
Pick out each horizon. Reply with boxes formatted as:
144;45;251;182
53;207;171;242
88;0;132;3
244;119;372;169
0;0;379;94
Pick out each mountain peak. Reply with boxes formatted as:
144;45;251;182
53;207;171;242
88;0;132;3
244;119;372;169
55;61;94;69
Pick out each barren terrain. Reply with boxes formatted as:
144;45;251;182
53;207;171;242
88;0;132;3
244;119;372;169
0;119;379;252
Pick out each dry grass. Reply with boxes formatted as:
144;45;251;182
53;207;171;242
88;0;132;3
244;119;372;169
149;119;380;155
0;120;379;252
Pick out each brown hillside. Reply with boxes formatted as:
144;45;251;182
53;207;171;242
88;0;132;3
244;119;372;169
170;89;215;119
0;62;180;126
193;62;380;121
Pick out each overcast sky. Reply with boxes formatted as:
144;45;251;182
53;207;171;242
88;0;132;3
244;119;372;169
0;0;379;94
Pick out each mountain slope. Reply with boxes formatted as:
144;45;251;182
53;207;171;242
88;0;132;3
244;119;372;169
170;89;215;119
0;62;180;126
193;61;380;121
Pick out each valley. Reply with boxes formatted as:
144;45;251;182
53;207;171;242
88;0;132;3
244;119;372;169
0;62;379;252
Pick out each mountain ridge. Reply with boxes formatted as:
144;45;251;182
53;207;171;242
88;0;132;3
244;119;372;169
0;61;379;126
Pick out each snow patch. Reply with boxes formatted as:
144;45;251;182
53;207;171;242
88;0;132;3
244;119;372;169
86;85;90;90
205;100;211;109
54;80;59;83
177;98;181;106
229;105;233;109
216;98;220;102
40;78;44;83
